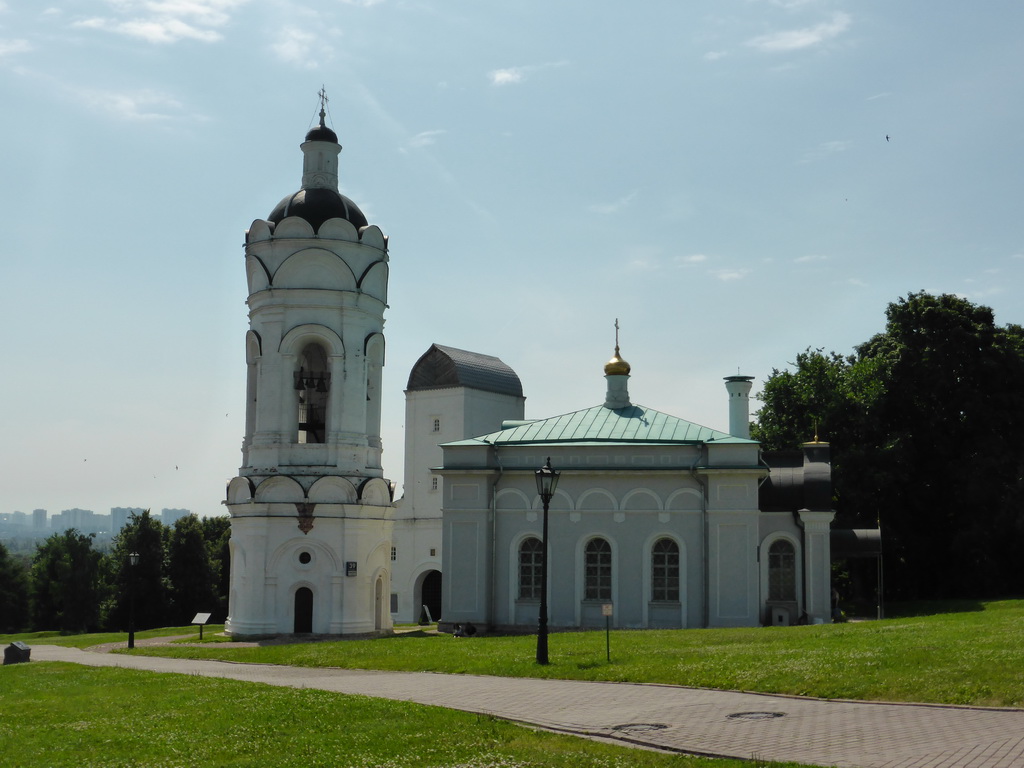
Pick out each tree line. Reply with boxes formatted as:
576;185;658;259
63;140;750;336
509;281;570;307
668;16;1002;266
753;291;1024;601
0;510;229;635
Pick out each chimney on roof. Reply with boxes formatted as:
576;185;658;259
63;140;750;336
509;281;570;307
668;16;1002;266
724;375;755;439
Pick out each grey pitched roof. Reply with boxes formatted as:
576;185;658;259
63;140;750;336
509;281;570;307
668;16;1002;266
446;403;752;447
406;344;524;397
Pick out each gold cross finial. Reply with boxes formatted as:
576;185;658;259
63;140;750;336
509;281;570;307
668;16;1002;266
604;318;631;375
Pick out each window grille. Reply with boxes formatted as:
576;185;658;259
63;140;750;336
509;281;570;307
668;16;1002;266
651;538;680;601
584;538;612;600
518;537;543;599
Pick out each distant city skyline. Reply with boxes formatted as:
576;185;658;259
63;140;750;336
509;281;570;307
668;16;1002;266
0;507;198;536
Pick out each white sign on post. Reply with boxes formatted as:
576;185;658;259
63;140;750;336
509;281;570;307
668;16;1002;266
601;604;613;662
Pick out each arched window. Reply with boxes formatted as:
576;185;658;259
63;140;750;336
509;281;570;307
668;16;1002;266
518;537;543;599
651;538;680;602
768;539;797;601
295;343;330;444
365;335;384;441
584;538;612;600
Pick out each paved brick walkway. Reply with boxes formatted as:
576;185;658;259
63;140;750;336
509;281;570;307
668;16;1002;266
30;645;1024;768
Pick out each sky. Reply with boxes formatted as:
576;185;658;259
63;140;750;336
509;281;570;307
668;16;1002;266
2;1;1023;520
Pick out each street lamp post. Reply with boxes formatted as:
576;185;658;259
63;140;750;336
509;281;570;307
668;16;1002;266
128;551;140;649
535;457;560;665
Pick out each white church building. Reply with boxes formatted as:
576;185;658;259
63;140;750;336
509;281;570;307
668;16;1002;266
223;101;836;637
436;348;835;631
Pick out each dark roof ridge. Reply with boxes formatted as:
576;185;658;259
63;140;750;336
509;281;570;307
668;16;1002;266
407;343;524;398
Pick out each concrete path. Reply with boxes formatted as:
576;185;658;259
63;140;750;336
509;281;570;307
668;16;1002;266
30;645;1024;768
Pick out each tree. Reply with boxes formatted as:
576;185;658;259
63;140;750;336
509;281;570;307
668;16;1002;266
856;293;1024;597
201;515;231;621
754;292;1024;600
753;348;857;451
752;348;884;530
0;540;30;633
166;514;218;626
29;530;104;633
105;511;169;631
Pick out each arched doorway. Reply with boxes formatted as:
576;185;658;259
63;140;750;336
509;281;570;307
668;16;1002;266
420;570;442;623
294;587;313;633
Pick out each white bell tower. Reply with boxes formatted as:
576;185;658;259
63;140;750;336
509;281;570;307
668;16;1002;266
225;93;394;638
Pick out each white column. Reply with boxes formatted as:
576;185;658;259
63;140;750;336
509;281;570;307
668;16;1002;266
798;509;835;623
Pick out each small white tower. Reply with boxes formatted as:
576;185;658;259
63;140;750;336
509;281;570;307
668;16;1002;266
724;375;755;439
391;344;526;623
225;93;394;638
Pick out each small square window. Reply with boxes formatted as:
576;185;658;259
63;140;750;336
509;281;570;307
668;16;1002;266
390;546;397;561
430;548;437;557
432;418;440;432
431;476;439;491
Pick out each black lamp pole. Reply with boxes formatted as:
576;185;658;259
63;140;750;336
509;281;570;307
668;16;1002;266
128;551;140;649
535;457;560;665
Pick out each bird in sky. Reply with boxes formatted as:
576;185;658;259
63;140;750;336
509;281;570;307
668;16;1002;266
886;135;890;141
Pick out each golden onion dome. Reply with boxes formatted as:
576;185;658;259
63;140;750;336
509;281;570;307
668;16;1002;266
604;345;631;376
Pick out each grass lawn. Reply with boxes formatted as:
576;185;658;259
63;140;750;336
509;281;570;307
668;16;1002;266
0;663;800;768
2;625;204;649
96;599;1024;708
4;601;1020;766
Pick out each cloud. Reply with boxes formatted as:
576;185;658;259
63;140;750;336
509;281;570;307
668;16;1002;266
490;67;525;85
270;26;319;66
74;0;249;44
703;50;727;62
488;61;567;86
77;87;192;122
403;129;446;151
847;278;868;287
622;245;665;273
0;38;31;57
625;256;658;272
746;11;851;53
794;254;829;263
712;268;750;281
590;191;638;215
962;285;1005;300
675;253;708;265
800;140;851;163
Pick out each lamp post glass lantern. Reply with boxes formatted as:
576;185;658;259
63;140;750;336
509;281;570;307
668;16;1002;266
128;551;139;649
535;457;560;665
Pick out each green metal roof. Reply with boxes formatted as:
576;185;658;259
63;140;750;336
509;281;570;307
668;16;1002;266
445;403;755;447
